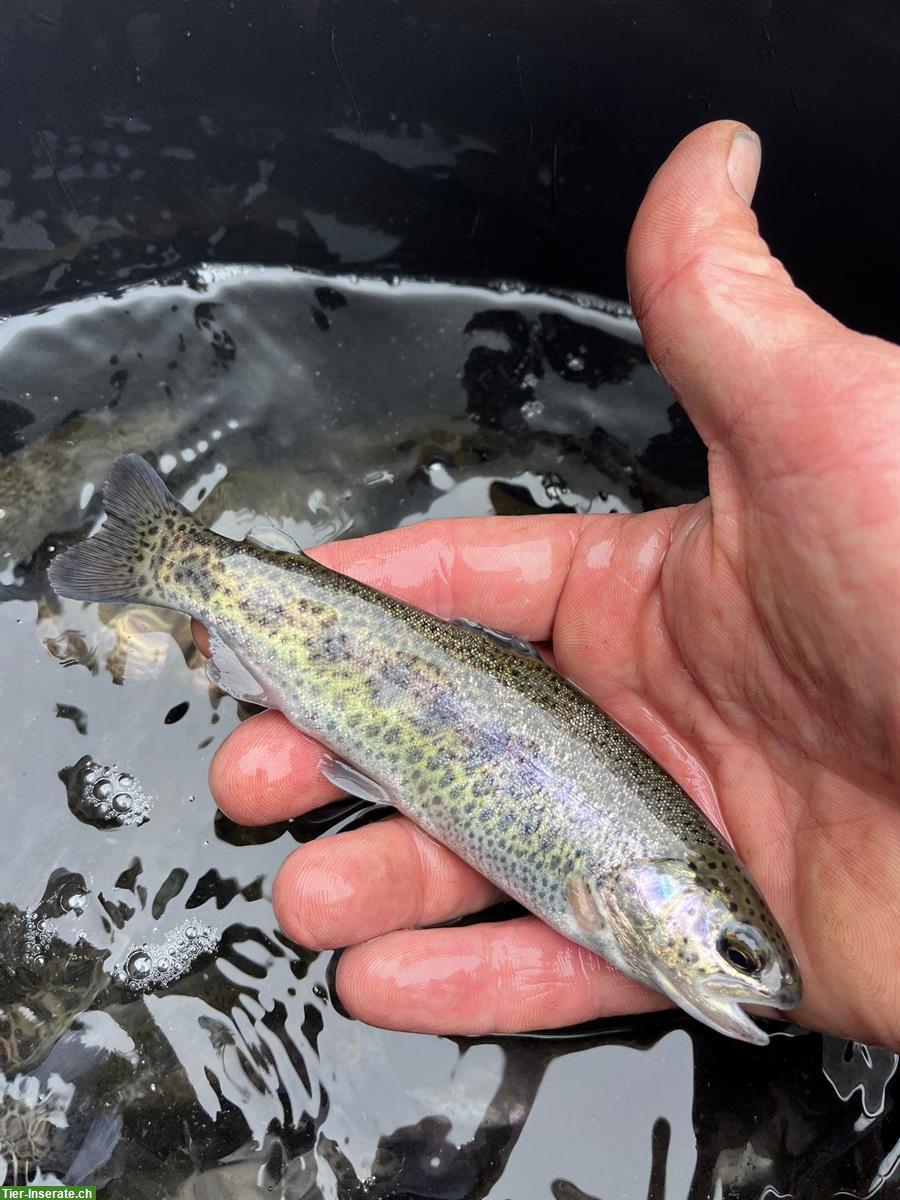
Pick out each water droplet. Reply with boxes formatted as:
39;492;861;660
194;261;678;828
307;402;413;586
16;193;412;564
363;469;394;486
61;756;152;828
116;921;218;992
127;951;152;979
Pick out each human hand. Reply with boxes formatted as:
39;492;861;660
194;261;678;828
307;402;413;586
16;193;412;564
197;121;900;1047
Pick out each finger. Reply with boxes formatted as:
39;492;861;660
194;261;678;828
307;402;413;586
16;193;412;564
209;709;341;823
194;515;585;649
626;120;895;474
272;816;503;949
191;620;209;656
310;515;586;640
335;916;663;1035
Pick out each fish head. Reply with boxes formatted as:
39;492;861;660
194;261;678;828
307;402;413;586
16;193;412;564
570;857;802;1045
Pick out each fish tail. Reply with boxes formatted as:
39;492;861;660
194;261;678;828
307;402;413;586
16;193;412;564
48;454;198;606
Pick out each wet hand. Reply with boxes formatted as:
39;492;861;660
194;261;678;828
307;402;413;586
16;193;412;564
196;121;900;1047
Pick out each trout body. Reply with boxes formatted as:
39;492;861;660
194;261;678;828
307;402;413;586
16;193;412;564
50;456;801;1042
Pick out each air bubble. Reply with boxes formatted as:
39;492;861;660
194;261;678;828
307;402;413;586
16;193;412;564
113;920;218;993
59;883;87;914
126;951;153;979
59;755;152;828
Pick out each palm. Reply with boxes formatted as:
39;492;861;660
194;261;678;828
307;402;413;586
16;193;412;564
203;121;899;1046
547;447;899;1045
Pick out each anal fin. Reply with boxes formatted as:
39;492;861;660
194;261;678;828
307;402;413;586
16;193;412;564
206;630;271;706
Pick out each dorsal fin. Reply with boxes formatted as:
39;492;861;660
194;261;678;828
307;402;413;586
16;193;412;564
243;524;304;555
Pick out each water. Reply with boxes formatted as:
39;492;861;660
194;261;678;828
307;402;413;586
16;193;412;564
0;266;896;1197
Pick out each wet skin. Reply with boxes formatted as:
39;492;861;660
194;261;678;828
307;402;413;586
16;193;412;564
196;121;900;1047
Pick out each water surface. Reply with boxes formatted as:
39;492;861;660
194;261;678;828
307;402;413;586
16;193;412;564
0;267;896;1198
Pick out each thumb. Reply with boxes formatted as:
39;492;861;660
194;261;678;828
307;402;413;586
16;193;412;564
626;120;895;473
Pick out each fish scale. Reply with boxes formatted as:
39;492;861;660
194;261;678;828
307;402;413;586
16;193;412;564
49;454;801;1044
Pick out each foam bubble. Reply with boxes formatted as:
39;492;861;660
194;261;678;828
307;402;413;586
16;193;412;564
113;920;218;993
59;756;151;828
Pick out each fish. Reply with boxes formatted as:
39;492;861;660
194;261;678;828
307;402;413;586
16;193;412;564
0;404;198;572
0;902;109;1076
48;454;802;1044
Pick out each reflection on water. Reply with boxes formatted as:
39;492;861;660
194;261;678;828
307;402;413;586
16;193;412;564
0;267;897;1198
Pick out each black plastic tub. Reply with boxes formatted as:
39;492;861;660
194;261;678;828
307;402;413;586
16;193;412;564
1;0;897;337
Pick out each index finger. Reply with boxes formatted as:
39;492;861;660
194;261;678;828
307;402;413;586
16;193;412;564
191;514;583;656
311;514;586;639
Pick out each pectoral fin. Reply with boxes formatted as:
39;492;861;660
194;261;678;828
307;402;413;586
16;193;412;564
319;754;395;807
564;875;607;933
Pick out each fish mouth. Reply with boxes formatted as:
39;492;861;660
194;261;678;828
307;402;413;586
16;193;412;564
651;969;799;1047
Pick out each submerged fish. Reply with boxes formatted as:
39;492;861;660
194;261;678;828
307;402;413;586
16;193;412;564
49;455;802;1043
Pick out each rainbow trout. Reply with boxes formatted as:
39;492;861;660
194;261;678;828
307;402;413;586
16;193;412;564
49;455;801;1043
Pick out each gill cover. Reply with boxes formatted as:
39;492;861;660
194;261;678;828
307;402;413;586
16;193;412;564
569;859;773;1046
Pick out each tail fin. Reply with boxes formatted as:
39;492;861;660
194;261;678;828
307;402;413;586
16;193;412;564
48;454;195;605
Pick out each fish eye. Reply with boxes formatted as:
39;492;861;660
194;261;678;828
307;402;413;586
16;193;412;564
718;929;764;975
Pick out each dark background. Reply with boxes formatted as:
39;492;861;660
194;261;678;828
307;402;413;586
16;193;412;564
0;0;896;338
